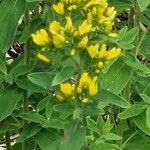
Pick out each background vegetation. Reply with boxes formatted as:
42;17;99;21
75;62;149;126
0;0;150;150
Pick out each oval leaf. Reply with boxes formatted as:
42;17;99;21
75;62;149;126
94;89;130;108
52;67;75;86
27;72;54;89
0;86;22;120
118;104;146;119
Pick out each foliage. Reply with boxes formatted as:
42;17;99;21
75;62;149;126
0;0;150;150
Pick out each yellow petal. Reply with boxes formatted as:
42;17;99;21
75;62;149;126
87;12;93;24
52;34;65;48
49;21;61;34
87;44;99;58
98;61;104;69
60;83;73;97
31;29;50;46
68;5;77;11
79;20;92;36
77;72;91;92
106;47;121;60
65;16;75;33
53;2;64;15
37;53;50;63
77;36;88;48
89;80;98;96
98;44;107;59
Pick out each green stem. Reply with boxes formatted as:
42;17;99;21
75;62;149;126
5;131;11;150
128;7;134;29
116;80;132;146
133;0;141;28
22;10;30;150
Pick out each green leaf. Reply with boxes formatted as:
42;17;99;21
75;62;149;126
46;99;52;120
139;33;150;55
108;0;131;13
60;124;86;150
4;74;13;85
0;116;21;134
90;142;120;150
43;119;65;129
73;107;82;120
37;96;50;112
9;64;33;77
0;0;26;52
0;86;22;120
117;26;128;40
118;104;146;119
133;113;150;136
34;129;60;150
86;117;100;134
101;57;133;94
94;89;130;108
103;133;122;141
137;0;150;12
141;84;150;104
0;52;7;74
27;72;54;89
16;77;46;93
52;67;75;86
19;17;43;43
17;123;41;143
19;112;46;123
53;104;74;114
117;42;134;50
123;133;150;150
123;53;150;74
119;27;139;43
26;0;41;2
146;107;150;128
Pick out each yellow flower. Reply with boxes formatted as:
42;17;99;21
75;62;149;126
53;2;64;15
89;80;98;96
68;5;77;11
106;47;121;60
98;44;107;59
79;20;92;36
84;0;100;10
92;7;97;15
87;12;93;24
65;16;75;33
106;7;116;21
52;34;65;48
98;61;104;69
49;21;61;34
37;53;50;63
60;83;73;97
104;22;113;33
77;36;88;48
77;72;91;93
87;44;99;58
31;29;50;46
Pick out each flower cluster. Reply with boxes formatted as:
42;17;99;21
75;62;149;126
31;0;121;103
58;72;98;103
